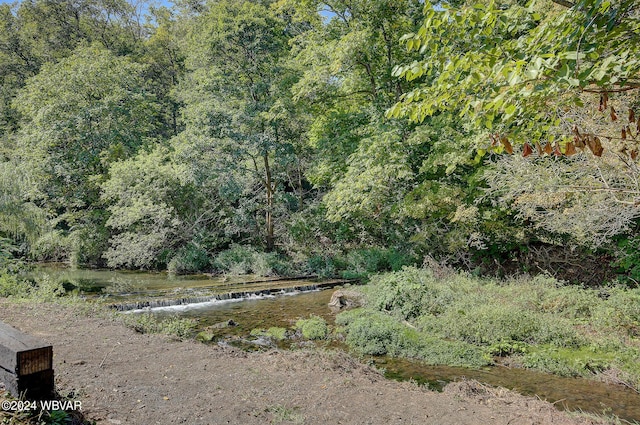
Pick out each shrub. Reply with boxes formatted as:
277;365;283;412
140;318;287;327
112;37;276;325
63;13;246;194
295;315;328;340
336;308;488;366
68;222;110;268
337;309;402;355
251;327;288;341
30;230;70;262
344;248;416;278
366;267;460;320
521;346;616;377
594;287;640;336
306;255;338;278
168;243;211;274
123;314;197;339
0;272;67;301
214;245;253;275
0;270;32;298
251;252;290;277
418;304;582;348
213;245;288;276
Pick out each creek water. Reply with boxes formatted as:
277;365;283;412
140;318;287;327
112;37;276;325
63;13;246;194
41;266;640;422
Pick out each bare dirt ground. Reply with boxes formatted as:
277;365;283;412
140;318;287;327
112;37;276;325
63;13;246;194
0;301;613;425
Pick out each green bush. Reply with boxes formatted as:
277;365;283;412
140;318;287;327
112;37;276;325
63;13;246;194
306;255;338;278
168;242;211;274
68;221;110;268
30;230;70;262
366;267;460;320
418;304;582;348
251;251;290;277
614;235;640;286
344;248;416;278
534;285;600;320
213;245;288;276
214;245;253;275
0;271;32;298
336;309;401;355
337;267;640;386
594;287;640;336
251;327;288;341
295;315;328;340
336;308;488;366
0;272;67;301
521;346;616;377
123;314;197;339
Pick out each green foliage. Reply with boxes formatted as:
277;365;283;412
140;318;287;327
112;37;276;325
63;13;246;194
0;270;31;298
366;267;458;320
0;161;46;244
251;327;288;341
305;255;340;278
339;267;640;385
0;238;26;274
196;331;215;343
389;0;640;148
14;44;158;212
67;217;110;269
483;155;640;250
343;248;416;277
177;0;304;251
336;308;489;367
336;309;404;356
30;230;70;263
213;245;255;275
167;242;210;275
418;304;583;348
521;345;618;378
213;245;288;276
0;272;66;301
593;287;640;336
45;409;70;425
123;314;197;339
614;236;640;286
295;315;328;340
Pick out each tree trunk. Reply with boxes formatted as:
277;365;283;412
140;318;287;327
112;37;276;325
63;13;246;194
264;153;275;252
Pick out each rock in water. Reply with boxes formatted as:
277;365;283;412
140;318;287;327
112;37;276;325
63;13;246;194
328;289;362;312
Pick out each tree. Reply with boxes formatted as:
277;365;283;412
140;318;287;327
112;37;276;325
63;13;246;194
102;146;211;269
388;0;640;157
13;44;160;266
177;0;304;251
141;5;187;138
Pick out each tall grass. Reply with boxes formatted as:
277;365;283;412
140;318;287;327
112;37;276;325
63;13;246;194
337;267;640;389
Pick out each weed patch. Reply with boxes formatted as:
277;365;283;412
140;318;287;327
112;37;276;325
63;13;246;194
295;316;328;340
122;314;198;339
338;267;640;389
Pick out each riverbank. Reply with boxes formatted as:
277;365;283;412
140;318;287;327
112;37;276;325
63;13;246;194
0;300;616;425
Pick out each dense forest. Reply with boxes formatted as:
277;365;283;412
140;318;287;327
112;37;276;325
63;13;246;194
1;0;639;284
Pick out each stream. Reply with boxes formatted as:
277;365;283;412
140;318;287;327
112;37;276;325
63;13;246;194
41;266;640;422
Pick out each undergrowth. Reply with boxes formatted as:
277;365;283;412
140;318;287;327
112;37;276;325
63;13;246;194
337;267;640;390
121;313;198;339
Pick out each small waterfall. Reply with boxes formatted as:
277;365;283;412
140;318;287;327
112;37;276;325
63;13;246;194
109;280;354;313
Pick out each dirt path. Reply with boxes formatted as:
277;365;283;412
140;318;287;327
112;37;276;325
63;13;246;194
0;301;610;425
